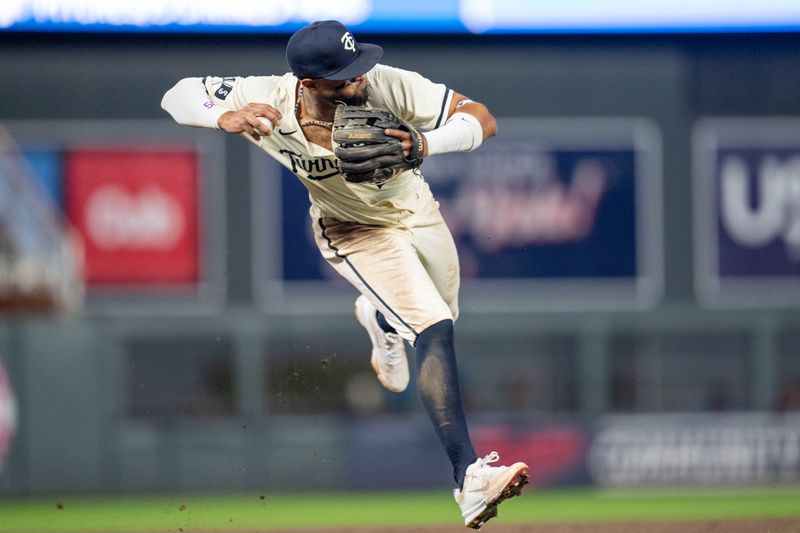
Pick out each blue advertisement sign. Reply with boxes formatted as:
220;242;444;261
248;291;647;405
255;118;662;312
281;147;636;281
421;143;637;280
694;119;800;306
716;147;800;277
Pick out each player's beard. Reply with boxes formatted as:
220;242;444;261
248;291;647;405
334;85;369;107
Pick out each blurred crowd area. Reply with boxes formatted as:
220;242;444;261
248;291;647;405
120;325;800;422
0;127;81;313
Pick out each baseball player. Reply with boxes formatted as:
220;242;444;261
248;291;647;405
161;20;528;529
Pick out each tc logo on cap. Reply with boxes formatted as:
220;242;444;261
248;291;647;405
341;32;356;52
286;20;384;80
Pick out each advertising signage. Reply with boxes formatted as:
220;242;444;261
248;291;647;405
694;118;800;307
65;148;199;286
254;118;662;313
6;120;226;312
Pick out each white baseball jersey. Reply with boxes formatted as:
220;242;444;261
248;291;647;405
199;65;460;341
202;65;454;226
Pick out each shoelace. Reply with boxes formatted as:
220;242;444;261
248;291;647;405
464;452;501;489
381;332;404;366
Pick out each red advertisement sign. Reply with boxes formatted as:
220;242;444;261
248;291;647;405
65;149;199;285
473;424;588;487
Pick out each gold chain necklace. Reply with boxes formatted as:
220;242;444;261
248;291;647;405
295;85;333;129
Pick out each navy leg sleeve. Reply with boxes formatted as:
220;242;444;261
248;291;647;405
415;319;477;487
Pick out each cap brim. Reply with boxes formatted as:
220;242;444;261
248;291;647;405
324;43;383;80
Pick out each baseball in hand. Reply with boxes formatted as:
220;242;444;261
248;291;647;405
257;117;273;131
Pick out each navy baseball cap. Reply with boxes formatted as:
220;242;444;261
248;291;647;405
286;20;383;80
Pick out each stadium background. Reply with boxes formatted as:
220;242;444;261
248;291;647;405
1;5;800;530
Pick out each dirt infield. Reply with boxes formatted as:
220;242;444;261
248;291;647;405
263;519;800;532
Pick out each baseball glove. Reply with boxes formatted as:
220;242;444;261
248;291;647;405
332;104;424;184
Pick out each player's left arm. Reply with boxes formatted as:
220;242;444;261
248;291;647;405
443;92;497;140
386;92;496;157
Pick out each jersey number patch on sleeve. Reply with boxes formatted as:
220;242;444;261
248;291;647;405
213;77;236;100
214;83;233;100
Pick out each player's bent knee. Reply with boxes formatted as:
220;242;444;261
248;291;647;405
415;319;454;350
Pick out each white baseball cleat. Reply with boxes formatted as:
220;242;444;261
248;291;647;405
354;295;409;393
454;452;529;530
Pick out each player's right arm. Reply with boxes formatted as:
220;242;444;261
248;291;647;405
161;77;282;140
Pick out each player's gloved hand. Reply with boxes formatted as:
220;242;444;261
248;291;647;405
218;102;282;141
332;104;424;184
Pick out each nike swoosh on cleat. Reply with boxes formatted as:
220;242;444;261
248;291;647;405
278;129;297;135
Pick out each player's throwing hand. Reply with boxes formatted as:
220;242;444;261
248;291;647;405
218;102;282;140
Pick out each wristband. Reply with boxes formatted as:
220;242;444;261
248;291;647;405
423;112;483;156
